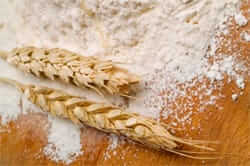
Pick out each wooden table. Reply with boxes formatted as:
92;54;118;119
0;1;249;166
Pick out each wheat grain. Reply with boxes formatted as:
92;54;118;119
0;78;220;159
0;47;140;96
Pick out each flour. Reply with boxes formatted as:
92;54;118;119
241;31;250;42
104;134;127;160
0;84;21;125
0;0;248;164
206;56;246;85
13;0;103;55
232;94;238;101
44;115;82;164
234;12;248;26
104;134;119;160
107;134;119;151
236;77;245;89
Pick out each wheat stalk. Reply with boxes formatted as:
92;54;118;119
0;78;220;159
0;47;140;96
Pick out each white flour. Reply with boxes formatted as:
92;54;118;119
241;31;250;42
234;12;248;26
232;94;239;101
0;84;21;125
44;116;82;164
0;0;248;164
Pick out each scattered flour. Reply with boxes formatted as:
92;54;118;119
104;134;119;160
107;134;119;151
44;115;82;164
236;77;245;89
241;31;250;42
207;56;246;85
104;134;127;160
234;12;248;26
232;94;239;101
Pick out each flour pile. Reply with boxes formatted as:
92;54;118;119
44;116;82;164
0;84;21;125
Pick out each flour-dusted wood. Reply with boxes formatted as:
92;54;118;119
0;0;249;166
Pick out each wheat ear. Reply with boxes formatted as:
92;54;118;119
0;47;140;96
0;78;220;159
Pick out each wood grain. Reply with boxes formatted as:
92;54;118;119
0;1;249;166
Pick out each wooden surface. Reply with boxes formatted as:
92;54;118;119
0;1;249;166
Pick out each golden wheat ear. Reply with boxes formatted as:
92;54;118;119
0;47;140;96
0;78;221;159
